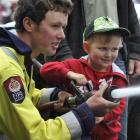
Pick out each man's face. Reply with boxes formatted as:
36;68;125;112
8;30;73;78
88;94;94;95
30;10;68;57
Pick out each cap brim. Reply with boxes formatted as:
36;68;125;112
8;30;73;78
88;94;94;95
94;27;130;37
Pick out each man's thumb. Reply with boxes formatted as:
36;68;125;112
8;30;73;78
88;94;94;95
98;82;108;96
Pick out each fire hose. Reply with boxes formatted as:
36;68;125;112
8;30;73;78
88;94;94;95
32;58;140;111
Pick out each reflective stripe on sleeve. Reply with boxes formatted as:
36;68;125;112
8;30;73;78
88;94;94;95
39;88;55;105
0;134;10;140
61;111;82;140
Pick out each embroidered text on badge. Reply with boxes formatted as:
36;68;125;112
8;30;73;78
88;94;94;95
4;76;25;103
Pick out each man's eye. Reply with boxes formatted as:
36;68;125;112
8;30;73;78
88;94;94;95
52;25;65;31
52;25;60;28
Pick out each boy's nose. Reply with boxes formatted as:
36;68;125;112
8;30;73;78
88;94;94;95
105;50;112;57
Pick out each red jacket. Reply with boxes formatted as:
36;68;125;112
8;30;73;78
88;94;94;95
40;56;128;140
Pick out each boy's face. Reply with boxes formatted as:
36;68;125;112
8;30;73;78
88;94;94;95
29;10;68;57
86;35;122;72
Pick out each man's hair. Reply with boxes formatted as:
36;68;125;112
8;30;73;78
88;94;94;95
14;0;73;32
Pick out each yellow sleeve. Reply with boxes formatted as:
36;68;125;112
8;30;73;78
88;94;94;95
28;78;56;107
0;52;84;140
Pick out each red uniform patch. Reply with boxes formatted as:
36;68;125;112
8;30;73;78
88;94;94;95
4;76;25;103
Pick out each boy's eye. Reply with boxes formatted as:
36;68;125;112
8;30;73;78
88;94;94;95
112;48;119;52
98;47;119;52
98;48;107;51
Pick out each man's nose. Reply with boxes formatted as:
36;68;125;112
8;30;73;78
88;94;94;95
57;29;65;40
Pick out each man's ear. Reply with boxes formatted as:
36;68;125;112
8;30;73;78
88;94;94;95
83;41;90;53
23;17;35;32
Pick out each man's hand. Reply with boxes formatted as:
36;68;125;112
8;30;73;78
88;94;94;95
86;82;119;117
53;91;72;112
67;71;87;85
38;91;72;112
95;117;104;124
128;59;140;77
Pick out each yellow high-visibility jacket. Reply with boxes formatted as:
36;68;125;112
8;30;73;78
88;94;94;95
0;47;82;140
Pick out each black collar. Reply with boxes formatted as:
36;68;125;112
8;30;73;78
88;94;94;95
0;27;32;55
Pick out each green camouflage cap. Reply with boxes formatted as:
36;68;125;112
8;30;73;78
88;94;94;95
83;16;130;40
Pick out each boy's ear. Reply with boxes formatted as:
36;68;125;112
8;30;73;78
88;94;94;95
83;41;90;53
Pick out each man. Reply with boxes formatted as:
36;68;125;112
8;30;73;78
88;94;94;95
0;0;119;140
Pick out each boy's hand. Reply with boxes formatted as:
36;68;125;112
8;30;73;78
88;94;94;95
67;71;87;85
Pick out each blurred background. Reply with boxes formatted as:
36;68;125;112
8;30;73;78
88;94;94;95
0;0;17;24
0;0;140;24
133;0;140;23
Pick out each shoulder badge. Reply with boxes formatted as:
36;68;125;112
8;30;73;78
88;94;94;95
4;76;25;103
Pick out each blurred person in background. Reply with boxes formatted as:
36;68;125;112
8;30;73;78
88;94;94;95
133;0;140;23
128;1;140;140
0;3;4;23
0;0;18;23
0;0;11;23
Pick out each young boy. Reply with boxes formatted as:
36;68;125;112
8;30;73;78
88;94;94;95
40;16;130;140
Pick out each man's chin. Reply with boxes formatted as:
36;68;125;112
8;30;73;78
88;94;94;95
47;50;57;56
